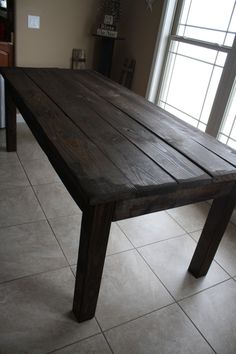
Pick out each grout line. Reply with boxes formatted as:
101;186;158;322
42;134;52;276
16;152;73;269
95;317;114;354
176;277;232;303
44;333;103;354
102;302;176;334
135;232;187;249
116;219;188;249
0;217;47;231
136;247;176;301
213;259;233;278
105;247;135;258
176;302;217;353
0;265;71;286
116;220;177;304
3;125;236;352
187;231;234;278
117;219;235;307
166;207;207;235
105;247;137;259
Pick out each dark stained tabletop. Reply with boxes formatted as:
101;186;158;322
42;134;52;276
2;67;236;205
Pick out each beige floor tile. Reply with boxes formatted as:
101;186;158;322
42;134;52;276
48;214;82;265
22;157;61;185
0;267;100;354
118;211;185;247
139;235;229;300
17;139;47;161
0;220;67;282
0;127;6;145
191;223;236;276
53;334;111;354
0;161;29;190
17;121;33;139
105;304;213;354
167;202;210;232
95;249;173;330
180;279;236;354
34;183;80;219
0;186;45;228
0;148;19;163
17;123;46;161
107;223;134;256
49;215;133;265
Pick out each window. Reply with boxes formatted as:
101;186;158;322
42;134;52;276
218;79;236;148
147;0;236;145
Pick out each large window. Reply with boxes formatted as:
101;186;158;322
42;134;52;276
148;0;236;148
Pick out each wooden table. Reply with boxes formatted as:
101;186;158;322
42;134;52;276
1;68;236;322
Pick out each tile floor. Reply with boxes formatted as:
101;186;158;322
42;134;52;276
0;123;236;353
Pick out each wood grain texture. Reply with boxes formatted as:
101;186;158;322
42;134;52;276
76;70;236;181
1;68;136;205
2;67;236;323
113;181;236;221
73;203;114;321
29;68;209;185
23;68;176;192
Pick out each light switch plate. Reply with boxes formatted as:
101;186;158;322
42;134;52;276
28;15;40;29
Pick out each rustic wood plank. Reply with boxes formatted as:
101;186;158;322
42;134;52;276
1;68;136;205
2;67;236;325
113;180;236;221
158;106;236;167
43;68;210;185
86;70;236;167
76;70;236;181
189;186;236;277
5;82;16;152
24;68;177;191
73;203;114;321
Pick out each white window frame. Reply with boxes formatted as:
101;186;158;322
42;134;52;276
146;0;236;138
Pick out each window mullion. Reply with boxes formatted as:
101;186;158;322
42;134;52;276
170;35;231;53
146;0;178;102
206;36;236;137
171;0;185;35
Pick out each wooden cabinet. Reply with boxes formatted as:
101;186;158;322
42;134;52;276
0;41;13;66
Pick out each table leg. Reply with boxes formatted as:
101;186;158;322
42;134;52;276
5;84;16;152
73;203;114;322
189;189;236;278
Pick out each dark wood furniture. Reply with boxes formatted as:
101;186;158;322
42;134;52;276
93;34;124;77
1;67;236;322
119;58;136;89
71;48;86;70
0;41;13;66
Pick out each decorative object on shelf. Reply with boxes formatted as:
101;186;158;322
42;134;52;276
145;0;158;11
97;0;121;38
71;49;86;70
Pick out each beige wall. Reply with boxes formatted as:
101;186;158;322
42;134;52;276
112;0;164;97
15;0;164;96
15;0;98;68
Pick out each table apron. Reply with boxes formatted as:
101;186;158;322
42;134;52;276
113;181;236;221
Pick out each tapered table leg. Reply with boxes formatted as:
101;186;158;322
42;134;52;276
189;188;236;278
5;84;16;152
73;203;114;322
